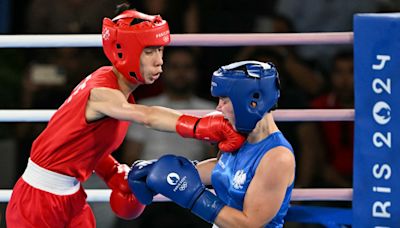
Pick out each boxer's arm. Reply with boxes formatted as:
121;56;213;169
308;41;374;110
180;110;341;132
87;87;245;152
196;158;217;185
215;147;295;228
87;87;180;132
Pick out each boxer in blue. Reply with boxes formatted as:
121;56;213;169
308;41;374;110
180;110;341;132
128;61;296;228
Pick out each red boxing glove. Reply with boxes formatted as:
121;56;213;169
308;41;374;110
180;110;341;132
109;190;145;220
176;114;245;152
95;155;145;219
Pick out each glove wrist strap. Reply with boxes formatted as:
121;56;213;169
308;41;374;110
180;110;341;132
176;115;200;138
191;190;226;223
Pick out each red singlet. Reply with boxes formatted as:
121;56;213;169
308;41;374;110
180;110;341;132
30;66;135;181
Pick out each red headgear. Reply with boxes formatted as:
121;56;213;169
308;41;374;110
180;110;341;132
102;10;170;84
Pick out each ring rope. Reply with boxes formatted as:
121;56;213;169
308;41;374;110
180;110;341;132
0;32;353;48
0;188;352;202
0;109;354;122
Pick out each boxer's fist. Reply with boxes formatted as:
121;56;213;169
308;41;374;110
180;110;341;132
95;155;145;219
145;155;225;223
127;160;158;205
110;188;145;219
176;114;245;152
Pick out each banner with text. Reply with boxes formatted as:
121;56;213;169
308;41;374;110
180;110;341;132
353;13;400;227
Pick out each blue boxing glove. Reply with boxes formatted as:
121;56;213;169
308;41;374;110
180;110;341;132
146;154;226;223
127;159;158;205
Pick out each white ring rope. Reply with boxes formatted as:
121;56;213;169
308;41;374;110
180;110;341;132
0;109;354;122
0;32;353;48
0;188;352;202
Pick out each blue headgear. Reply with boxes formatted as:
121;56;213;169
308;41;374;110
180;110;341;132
211;61;280;133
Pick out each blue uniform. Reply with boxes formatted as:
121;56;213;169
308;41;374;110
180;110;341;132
211;131;294;228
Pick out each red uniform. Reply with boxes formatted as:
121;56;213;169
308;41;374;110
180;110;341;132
6;66;134;227
311;93;353;177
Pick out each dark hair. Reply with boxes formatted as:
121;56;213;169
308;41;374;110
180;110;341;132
114;1;145;26
115;2;132;15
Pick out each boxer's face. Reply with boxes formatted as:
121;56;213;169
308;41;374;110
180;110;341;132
332;57;354;103
139;46;164;84
216;97;236;130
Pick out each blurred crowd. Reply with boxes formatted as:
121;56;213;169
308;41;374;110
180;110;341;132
0;0;399;227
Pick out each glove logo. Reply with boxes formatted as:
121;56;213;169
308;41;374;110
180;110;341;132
166;173;188;192
178;181;187;191
167;172;180;186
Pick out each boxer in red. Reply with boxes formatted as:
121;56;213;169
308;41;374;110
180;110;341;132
6;5;244;228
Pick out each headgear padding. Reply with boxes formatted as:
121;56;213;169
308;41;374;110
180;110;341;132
211;61;280;133
102;10;170;84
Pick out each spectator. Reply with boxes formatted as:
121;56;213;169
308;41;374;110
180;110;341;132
238;14;325;99
275;0;380;69
24;0;116;88
276;0;379;33
311;50;354;187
